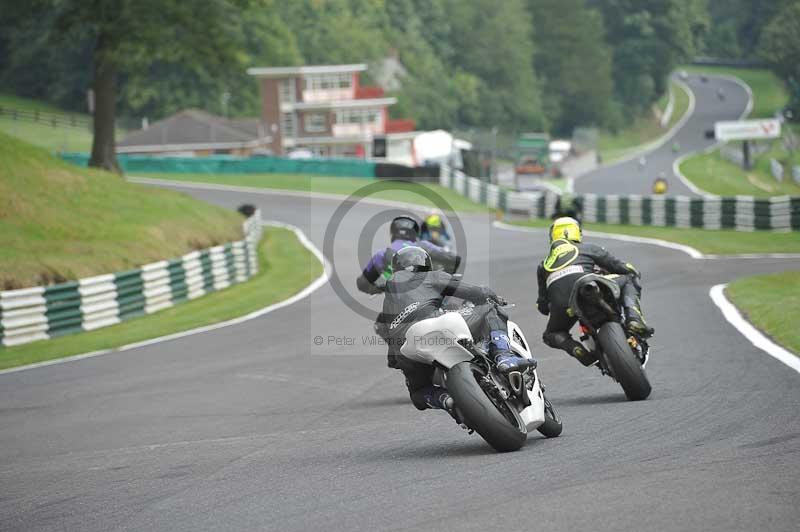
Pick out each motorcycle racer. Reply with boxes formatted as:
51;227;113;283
356;215;459;296
379;246;533;413
536;217;653;366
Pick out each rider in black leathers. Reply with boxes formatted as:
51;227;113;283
536;217;653;366
377;247;532;413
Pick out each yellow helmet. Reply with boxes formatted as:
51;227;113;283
425;213;442;228
549;216;582;243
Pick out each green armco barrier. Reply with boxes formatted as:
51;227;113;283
440;164;800;231
0;211;263;348
59;153;376;177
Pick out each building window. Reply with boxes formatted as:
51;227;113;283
303;113;327;133
281;112;296;137
335;108;381;125
278;78;296;103
305;73;352;91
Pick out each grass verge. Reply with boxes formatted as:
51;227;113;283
0;227;322;370
678;66;797;197
682;65;789;119
680;145;800;197
506;219;800;255
0;132;243;289
133;172;492;213
0;93;119;153
726;270;800;355
598;79;691;162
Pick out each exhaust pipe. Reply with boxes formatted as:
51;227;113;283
507;371;524;396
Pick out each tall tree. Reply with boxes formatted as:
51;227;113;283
760;2;800;121
530;0;617;135
446;0;545;131
25;0;255;172
592;0;702;117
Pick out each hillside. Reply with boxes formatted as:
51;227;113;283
0;132;243;289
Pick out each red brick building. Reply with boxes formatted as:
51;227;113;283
247;63;413;158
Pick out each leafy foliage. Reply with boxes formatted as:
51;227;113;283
1;0;757;146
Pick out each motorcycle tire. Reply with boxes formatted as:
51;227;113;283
447;362;527;452
537;396;563;438
597;322;651;401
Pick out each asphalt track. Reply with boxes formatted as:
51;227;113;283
576;73;751;196
2;176;799;531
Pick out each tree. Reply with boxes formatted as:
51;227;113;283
446;0;545;131
592;0;702;117
760;2;800;121
530;0;617;135
24;0;255;172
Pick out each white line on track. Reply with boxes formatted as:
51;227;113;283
494;220;799;373
672;73;754;197
493;221;800;260
710;284;800;373
0;221;331;376
582;77;696;175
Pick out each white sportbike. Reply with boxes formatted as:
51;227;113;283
400;301;562;452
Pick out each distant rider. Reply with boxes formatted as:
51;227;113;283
356;215;459;296
419;212;452;249
379;246;533;414
536;217;653;366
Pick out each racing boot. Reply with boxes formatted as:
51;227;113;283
490;330;535;373
570;344;599;367
624;304;654;338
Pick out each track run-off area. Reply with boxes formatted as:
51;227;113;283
1;74;798;532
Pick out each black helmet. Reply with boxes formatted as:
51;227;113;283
389;215;420;241
391;246;432;273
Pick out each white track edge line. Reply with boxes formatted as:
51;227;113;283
709;284;800;374
0;221;331;376
492;221;800;260
127;176;446;213
586;76;695;174
673;72;754;197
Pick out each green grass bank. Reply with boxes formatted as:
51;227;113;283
0;227;322;370
597;79;691;162
726;270;800;355
0;132;243;289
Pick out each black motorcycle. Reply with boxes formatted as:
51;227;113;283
569;274;652;401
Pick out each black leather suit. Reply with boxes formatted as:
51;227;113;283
377;269;504;410
536;239;642;362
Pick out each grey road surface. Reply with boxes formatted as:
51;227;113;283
1;183;798;532
576;73;751;196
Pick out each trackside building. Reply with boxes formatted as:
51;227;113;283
247;63;413;158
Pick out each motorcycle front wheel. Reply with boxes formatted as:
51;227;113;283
597;322;651;401
446;362;527;452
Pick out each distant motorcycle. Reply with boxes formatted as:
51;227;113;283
400;300;562;452
569;274;652;401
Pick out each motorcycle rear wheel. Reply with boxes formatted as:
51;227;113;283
447;362;527;452
597;322;651;401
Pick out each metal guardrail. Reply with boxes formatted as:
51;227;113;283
440;165;800;231
0;211;262;348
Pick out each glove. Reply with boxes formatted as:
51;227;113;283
625;262;641;280
492;295;508;306
366;283;384;295
537;299;549;316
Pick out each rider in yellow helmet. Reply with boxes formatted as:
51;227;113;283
537;217;653;366
420;212;452;248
